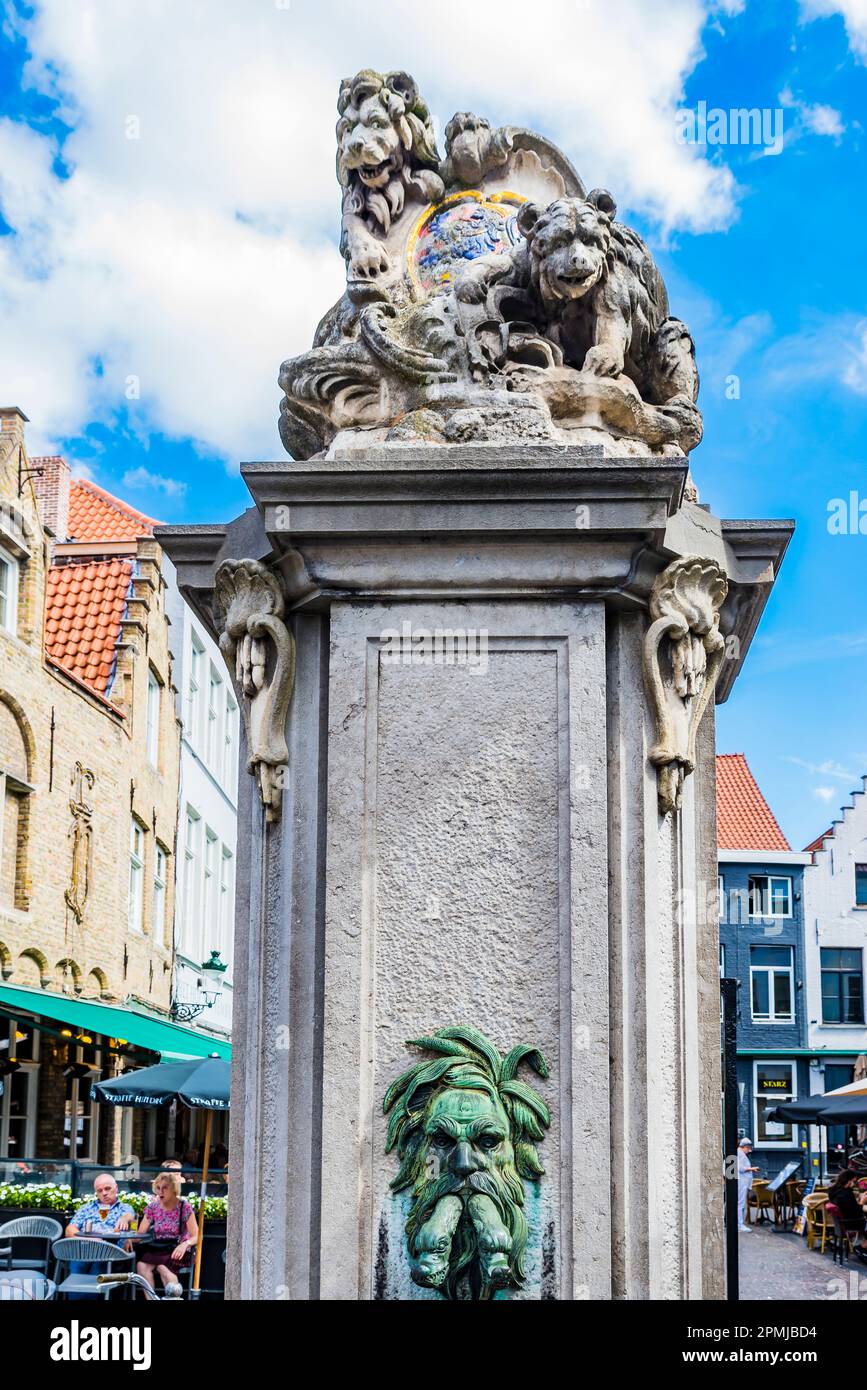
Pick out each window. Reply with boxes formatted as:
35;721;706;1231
203;830;218;962
183;809;201;951
0;545;19;635
207;666;222;769
219;847;234;958
153;845;167;947
186;633;205;747
146;669;161;768
224;692;237;792
719;943;726;977
718;874;725;922
820;948;864;1024
128;820;145;934
0;1017;39;1159
753;1061;797;1147
749;875;792;919
856;864;867;909
63;1042;101;1160
750;945;794;1022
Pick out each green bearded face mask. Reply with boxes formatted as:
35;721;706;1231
384;1025;550;1300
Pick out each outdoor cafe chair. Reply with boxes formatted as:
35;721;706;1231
0;1269;56;1300
0;1215;63;1276
806;1197;832;1254
52;1237;133;1300
824;1204;854;1267
748;1182;774;1225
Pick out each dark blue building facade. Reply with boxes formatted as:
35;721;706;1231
718;851;815;1182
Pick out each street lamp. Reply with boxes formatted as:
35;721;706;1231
170;950;228;1023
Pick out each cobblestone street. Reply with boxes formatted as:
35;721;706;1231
739;1222;867;1302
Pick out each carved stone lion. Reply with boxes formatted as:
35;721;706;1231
456;190;700;411
384;1025;550;1300
336;68;444;281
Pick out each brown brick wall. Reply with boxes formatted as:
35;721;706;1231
0;430;183;1157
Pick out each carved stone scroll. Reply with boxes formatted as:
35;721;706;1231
64;761;95;923
642;556;728;815
215;559;295;822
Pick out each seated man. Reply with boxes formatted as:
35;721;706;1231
64;1173;134;1298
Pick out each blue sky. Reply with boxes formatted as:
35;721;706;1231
1;0;866;849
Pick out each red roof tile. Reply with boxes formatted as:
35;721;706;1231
67;479;158;544
45;559;133;695
716;753;791;852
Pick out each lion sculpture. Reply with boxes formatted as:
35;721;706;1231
337;68;444;281
456;190;700;412
384;1024;550;1300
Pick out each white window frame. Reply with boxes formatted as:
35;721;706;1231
219;846;234;962
63;1043;101;1162
183;808;202;958
0;544;19;636
202;829;218;963
187;632;205;749
748;874;793;920
223;691;238;794
0;1017;39;1160
146;668;161;768
207;665;223;771
128;820;146;935
752;1060;799;1149
153;843;168;947
749;945;795;1023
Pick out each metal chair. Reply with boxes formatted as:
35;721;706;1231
0;1216;63;1276
52;1237;134;1299
0;1269;56;1300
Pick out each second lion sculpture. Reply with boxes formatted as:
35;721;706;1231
456;190;700;412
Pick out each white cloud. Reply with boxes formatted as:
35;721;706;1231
0;0;742;465
779;86;846;140
813;785;836;800
762;315;867;395
788;756;860;781
122;466;187;499
800;0;867;62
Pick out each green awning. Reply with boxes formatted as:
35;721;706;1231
0;982;230;1061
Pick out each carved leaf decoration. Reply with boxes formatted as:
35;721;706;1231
435;1025;502;1076
514;1141;545;1180
405;1035;477;1062
506;1097;546;1143
499;1044;549;1083
500;1080;551;1128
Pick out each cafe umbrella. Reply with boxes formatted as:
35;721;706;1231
93;1054;230;1294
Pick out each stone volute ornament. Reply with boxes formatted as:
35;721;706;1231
214;559;295;822
643;556;729;815
279;68;702;460
384;1026;550;1301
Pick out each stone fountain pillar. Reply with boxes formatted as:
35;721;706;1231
159;446;791;1300
159;65;793;1301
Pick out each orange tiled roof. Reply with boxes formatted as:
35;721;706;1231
67;479;157;544
716;753;791;852
45;559;133;695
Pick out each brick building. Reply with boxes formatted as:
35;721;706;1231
0;406;225;1170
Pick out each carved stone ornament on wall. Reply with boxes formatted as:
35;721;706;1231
64;761;94;924
643;556;729;815
214;559;295;823
384;1025;550;1301
278;68;702;461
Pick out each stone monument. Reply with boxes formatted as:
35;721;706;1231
158;69;792;1300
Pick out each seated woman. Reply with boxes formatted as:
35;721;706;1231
827;1169;867;1261
129;1170;198;1297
